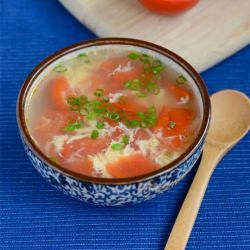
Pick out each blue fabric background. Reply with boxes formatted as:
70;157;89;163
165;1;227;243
0;1;249;249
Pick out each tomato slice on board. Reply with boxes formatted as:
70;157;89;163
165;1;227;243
51;76;73;110
106;153;160;178
139;0;199;14
155;106;193;148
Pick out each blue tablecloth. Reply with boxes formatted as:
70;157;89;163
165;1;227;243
1;1;249;249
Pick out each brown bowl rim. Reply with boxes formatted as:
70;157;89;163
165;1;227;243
17;37;211;185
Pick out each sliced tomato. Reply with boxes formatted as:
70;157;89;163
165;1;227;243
139;0;199;14
60;137;109;159
32;109;76;145
155;106;193;148
99;58;142;93
167;84;192;102
106;153;160;178
51;76;73;110
67;159;94;176
112;95;147;113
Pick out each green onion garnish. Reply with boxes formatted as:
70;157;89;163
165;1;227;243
94;89;104;97
109;112;120;121
137;112;145;119
53;65;67;73
139;53;150;62
176;75;187;84
122;135;129;145
111;143;124;151
49;156;57;162
125;51;165;98
91;130;99;139
168;121;176;129
128;52;140;59
102;97;109;103
77;53;90;63
137;92;147;98
125;120;140;128
123;79;141;90
64;120;83;132
96;121;105;129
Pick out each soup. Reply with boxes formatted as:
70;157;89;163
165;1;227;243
26;48;201;178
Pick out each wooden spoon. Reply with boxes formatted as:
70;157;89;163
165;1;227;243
165;90;250;250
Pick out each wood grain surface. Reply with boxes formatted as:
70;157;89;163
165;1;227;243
59;0;250;72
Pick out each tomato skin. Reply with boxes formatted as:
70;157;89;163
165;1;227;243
139;0;199;14
107;153;160;178
155;106;193;148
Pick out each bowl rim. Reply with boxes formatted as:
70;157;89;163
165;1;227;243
17;37;211;185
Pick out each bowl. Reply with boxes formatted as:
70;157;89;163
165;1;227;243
17;38;211;206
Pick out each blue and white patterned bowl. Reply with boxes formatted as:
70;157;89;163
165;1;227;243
17;38;211;206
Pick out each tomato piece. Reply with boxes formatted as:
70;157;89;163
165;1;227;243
101;98;146;127
139;0;199;14
60;137;109;159
113;95;147;113
167;84;192;102
68;160;94;176
99;58;142;93
32;109;76;145
155;106;193;148
106;154;160;178
51;76;72;110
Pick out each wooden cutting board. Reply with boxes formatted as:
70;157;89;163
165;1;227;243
59;0;250;72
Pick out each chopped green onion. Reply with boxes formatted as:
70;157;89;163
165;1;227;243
139;53;150;62
176;75;187;84
111;143;124;151
91;130;99;139
128;52;140;59
143;60;152;72
122;135;129;145
123;79;141;90
131;79;141;90
64;120;83;132
102;97;109;103
93;107;107;114
125;120;140;128
77;53;90;63
123;81;131;89
137;112;145;119
96;121;105;129
49;156;57;162
109;112;120;121
86;112;97;120
137;92;147;98
152;60;162;68
67;96;88;106
53;65;67;73
168;121;176;129
94;88;104;97
146;80;160;95
141;106;157;128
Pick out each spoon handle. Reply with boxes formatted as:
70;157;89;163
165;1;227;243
165;143;223;250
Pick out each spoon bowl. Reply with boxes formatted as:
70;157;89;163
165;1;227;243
209;90;250;144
